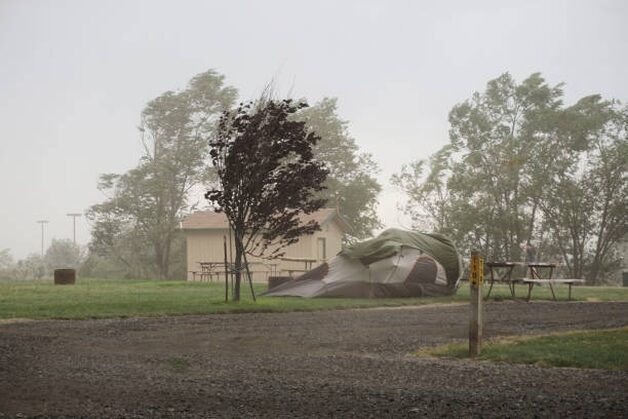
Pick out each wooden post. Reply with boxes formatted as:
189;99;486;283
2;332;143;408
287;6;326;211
242;252;257;302
223;236;229;303
469;250;484;357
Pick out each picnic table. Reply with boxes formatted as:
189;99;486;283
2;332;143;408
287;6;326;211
191;261;278;282
280;256;317;277
190;262;223;282
485;261;584;301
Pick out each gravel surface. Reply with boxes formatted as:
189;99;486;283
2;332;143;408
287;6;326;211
1;301;627;418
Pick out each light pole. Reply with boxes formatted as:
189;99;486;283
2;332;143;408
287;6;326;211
36;220;49;256
66;213;81;245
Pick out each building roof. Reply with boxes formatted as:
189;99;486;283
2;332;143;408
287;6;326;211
181;208;351;232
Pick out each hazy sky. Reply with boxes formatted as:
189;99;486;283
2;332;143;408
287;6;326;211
1;0;627;259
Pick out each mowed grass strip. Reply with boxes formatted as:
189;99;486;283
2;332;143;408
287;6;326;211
0;278;626;320
0;278;460;320
418;327;628;371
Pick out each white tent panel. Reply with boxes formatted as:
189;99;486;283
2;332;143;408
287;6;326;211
321;255;368;284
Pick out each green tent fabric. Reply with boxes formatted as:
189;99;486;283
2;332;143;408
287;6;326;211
340;228;462;285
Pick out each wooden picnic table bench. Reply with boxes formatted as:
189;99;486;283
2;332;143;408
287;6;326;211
522;278;585;301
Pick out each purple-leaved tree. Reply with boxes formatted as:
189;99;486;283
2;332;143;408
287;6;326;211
205;99;328;301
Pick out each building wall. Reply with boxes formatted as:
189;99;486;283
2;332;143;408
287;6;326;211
185;229;230;281
185;221;345;282
312;220;344;261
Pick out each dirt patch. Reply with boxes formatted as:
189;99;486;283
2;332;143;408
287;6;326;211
1;301;627;418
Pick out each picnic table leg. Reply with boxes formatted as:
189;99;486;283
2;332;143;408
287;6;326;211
485;268;495;300
508;266;516;298
548;266;557;301
548;281;557;301
526;282;534;302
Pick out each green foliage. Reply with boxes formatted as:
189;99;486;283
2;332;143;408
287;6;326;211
393;72;627;283
423;328;628;371
86;70;237;279
298;98;382;239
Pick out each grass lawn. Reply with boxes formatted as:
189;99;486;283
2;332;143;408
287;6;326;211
0;278;626;320
418;327;628;371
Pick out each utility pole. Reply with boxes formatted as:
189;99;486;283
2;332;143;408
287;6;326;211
36;220;49;257
66;213;81;245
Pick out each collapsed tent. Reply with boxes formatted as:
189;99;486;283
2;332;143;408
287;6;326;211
264;228;462;298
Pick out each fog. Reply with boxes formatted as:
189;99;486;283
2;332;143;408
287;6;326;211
1;0;627;259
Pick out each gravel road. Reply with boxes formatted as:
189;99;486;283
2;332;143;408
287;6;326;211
1;301;627;418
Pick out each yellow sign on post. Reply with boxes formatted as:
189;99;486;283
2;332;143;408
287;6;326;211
469;250;483;357
470;253;484;286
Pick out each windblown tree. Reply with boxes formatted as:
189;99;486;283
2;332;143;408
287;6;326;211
297;98;381;239
539;101;628;281
393;72;627;283
205;99;328;301
391;145;452;234
395;73;564;260
87;70;237;279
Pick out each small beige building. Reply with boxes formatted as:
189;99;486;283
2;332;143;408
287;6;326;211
181;208;350;282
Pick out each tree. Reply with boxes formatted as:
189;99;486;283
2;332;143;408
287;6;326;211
539;101;628;282
14;253;46;280
0;248;12;270
205;99;328;301
297;98;381;239
395;73;564;260
391;146;452;233
0;249;15;279
44;239;84;272
393;72;627;283
87;70;237;279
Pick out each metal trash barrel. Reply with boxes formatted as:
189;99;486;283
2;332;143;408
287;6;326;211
54;268;76;285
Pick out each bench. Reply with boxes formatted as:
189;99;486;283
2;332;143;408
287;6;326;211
522;278;585;301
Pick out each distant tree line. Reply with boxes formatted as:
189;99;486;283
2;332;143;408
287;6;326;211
0;240;84;280
392;73;627;284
